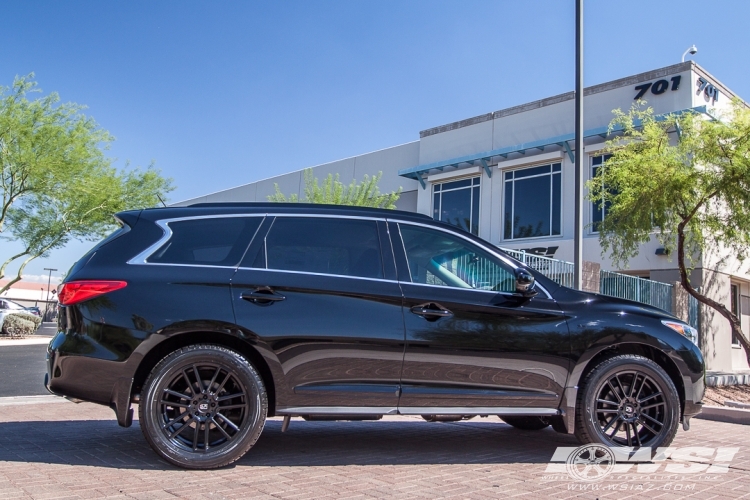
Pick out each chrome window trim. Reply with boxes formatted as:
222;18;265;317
127;214;266;266
393;220;552;299
236;266;399;284
127;211;550;299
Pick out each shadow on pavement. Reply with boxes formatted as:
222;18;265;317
0;417;579;470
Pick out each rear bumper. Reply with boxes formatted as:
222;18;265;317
46;332;134;426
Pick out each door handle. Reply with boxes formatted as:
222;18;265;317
241;288;286;304
410;303;453;319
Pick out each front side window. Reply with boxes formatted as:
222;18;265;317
591;154;614;232
399;224;515;292
148;216;263;266
503;163;561;240
264;217;383;279
432;177;480;235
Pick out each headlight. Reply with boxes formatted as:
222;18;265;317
662;320;699;345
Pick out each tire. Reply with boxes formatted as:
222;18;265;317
139;344;268;469
575;354;680;450
499;416;550;431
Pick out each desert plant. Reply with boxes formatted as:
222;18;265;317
1;312;41;338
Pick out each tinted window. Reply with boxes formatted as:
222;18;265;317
265;217;383;279
503;163;562;239
148;217;262;266
399;224;515;292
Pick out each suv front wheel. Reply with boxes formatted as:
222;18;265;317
139;344;268;469
575;354;680;450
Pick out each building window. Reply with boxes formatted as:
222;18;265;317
432;177;480;235
731;284;740;346
503;163;561;240
591;154;613;232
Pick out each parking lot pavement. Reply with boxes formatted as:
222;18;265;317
0;400;749;500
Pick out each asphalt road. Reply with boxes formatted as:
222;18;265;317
0;344;49;397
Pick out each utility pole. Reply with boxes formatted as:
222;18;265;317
44;268;57;322
573;0;584;290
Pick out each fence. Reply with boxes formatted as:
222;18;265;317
599;270;673;313
500;248;677;314
501;248;575;288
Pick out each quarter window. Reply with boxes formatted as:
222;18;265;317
148;217;262;266
432;177;480;235
399;224;515;292
503;163;561;240
591;154;614;232
264;217;383;279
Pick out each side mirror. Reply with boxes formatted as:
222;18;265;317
514;268;538;298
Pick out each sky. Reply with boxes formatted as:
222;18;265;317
2;0;750;284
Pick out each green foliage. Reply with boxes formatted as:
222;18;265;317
588;100;750;358
0;74;174;294
1;312;41;338
268;168;401;209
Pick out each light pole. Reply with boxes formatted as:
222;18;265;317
43;268;57;322
573;0;584;290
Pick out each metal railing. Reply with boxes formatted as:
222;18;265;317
500;249;575;288
501;248;674;313
599;270;673;313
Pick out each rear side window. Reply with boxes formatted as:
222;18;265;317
264;217;383;279
148;216;262;266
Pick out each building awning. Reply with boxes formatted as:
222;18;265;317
398;105;713;188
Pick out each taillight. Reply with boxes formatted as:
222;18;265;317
58;281;127;306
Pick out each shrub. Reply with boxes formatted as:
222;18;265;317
1;312;41;338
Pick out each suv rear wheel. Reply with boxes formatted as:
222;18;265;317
575;355;680;450
139;344;268;469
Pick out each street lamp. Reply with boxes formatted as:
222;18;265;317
43;268;57;322
573;0;584;290
682;45;698;62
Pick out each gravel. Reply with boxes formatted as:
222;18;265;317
703;384;750;406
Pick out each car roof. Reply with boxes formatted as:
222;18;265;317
130;203;434;223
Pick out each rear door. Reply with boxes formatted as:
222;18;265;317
391;221;570;412
231;215;405;413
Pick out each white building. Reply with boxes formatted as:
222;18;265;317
175;61;749;376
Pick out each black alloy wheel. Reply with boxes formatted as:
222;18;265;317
140;344;267;469
575;355;680;450
499;415;550;431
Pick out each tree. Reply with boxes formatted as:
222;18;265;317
268;168;401;209
588;100;750;364
0;74;173;294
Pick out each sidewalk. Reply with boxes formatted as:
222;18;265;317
0;397;749;499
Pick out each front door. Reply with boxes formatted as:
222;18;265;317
231;216;405;413
391;222;570;412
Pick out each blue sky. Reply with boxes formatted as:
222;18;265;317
3;0;750;283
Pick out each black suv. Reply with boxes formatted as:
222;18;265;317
46;203;704;469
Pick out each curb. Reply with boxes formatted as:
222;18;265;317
0;336;53;347
694;405;750;425
0;395;68;406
